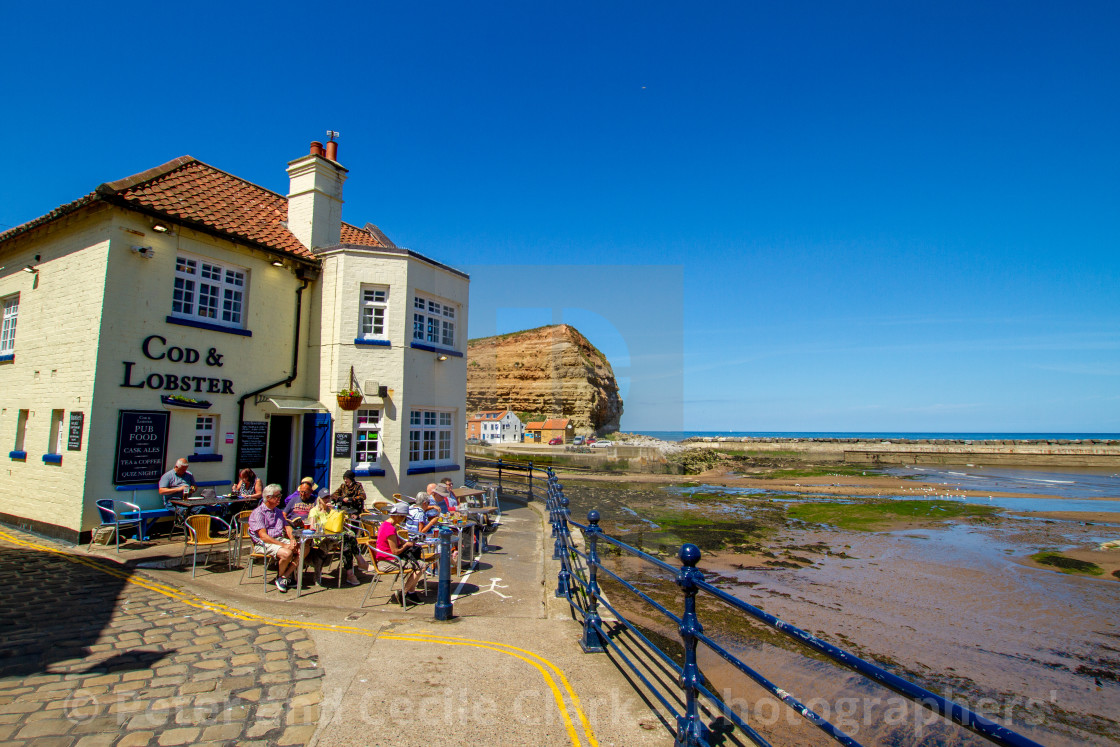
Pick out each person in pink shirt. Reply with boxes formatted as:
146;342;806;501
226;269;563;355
375;503;424;604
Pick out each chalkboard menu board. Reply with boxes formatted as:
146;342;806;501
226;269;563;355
333;432;352;458
239;421;268;468
67;412;84;451
114;410;170;485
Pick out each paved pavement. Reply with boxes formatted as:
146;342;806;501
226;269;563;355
0;500;675;747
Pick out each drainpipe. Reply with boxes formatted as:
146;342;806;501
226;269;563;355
235;276;311;482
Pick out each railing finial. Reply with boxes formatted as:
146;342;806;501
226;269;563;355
588;509;600;525
679;543;701;567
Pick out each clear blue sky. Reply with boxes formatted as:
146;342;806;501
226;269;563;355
2;1;1118;432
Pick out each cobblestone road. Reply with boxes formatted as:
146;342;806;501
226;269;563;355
0;531;323;747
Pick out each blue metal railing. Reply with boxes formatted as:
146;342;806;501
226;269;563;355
543;468;1045;747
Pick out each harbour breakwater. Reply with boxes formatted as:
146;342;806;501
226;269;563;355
688;436;1120;468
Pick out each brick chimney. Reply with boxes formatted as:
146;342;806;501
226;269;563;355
286;140;348;252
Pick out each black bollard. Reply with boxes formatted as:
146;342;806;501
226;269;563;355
434;526;453;621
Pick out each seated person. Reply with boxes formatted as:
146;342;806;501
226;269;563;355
284;477;317;528
158;458;196;507
232;468;263;502
407;493;440;537
248;484;301;592
331;470;366;515
308;493;367;586
428;482;458;513
376;503;425;604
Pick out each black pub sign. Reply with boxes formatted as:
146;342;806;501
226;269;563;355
114;410;170;485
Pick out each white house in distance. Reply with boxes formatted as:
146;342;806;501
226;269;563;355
466;410;524;444
0;139;469;543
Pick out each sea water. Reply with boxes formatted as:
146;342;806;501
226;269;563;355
632;430;1120;442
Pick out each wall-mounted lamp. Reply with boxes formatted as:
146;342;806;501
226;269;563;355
152;223;170;233
272;259;285;267
436;354;449;362
22;265;37;274
130;245;155;259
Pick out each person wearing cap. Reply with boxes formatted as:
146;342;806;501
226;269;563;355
375;502;425;604
331;470;366;515
309;492;367;586
428;482;458;513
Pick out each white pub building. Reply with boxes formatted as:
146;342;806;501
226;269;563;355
0;140;469;543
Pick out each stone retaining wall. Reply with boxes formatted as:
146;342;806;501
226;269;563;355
689;438;1120;467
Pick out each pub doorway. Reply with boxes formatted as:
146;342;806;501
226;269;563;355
266;415;293;495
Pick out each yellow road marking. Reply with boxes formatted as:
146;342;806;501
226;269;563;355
0;529;598;746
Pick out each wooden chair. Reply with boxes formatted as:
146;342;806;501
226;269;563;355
181;514;233;577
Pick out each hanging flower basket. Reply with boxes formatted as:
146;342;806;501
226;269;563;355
337;390;363;411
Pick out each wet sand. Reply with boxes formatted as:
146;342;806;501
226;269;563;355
559;473;1120;746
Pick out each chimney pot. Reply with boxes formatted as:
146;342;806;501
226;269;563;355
309;141;325;157
325;140;338;162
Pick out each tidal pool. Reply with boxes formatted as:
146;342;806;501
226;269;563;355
560;479;1120;746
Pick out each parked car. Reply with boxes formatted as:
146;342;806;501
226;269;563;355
585;437;597;444
572;436;585;446
548;437;563;445
591;440;612;448
466;437;482;445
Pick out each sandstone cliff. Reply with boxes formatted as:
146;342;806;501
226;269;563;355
467;325;623;433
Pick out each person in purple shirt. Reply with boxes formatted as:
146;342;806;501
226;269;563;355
249;484;300;592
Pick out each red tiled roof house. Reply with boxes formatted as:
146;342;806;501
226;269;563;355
0;142;469;543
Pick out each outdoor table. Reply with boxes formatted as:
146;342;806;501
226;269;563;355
460;506;498;551
293;530;345;598
451;487;486;506
432;519;476;576
167;495;255;532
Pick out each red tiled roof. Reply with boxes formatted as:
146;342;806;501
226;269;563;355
0;156;391;259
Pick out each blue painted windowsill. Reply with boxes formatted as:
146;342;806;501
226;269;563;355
353;468;386;477
43;453;62;464
0;353;13;363
405;463;460;476
9;450;26;460
166;316;252;337
188;454;223;462
354;338;391;347
409;341;463;358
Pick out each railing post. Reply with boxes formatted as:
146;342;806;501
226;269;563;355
497;458;503;496
675;543;710;747
528;461;534;499
434;526;453;621
555;493;573;598
579;510;607;653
